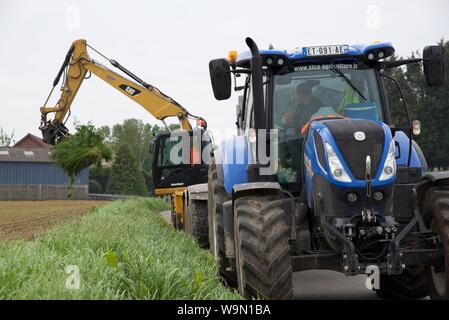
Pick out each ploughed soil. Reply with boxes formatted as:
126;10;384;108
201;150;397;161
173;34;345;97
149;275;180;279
0;200;108;240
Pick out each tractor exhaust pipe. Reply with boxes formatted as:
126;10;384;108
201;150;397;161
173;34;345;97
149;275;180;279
245;37;266;131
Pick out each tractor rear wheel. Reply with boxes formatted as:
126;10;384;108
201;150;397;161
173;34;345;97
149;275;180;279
185;199;209;249
422;187;449;299
207;158;236;285
376;266;429;299
234;194;293;299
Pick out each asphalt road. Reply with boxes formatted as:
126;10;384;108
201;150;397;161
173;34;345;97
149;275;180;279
292;270;378;299
160;210;379;299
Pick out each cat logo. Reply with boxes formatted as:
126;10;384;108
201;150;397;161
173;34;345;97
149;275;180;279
119;84;141;97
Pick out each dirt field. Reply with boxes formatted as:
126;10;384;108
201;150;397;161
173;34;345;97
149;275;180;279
0;200;108;240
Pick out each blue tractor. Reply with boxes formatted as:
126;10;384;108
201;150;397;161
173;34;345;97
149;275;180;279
207;38;447;299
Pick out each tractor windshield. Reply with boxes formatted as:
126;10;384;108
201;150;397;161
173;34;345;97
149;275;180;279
271;63;383;187
272;63;383;130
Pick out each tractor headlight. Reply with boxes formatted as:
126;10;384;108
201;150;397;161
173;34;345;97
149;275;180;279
379;140;396;181
325;143;352;183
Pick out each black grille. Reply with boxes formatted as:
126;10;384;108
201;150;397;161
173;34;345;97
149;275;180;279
323;119;384;180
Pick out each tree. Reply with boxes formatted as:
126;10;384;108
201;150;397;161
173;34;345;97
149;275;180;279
418;39;449;169
0;126;15;147
106;143;147;196
385;39;449;169
89;165;111;193
97;125;112;142
111;119;162;171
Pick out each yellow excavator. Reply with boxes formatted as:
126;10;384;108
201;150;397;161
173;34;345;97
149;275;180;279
39;39;211;227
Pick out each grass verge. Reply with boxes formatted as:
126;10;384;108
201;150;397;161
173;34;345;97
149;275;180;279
0;198;241;299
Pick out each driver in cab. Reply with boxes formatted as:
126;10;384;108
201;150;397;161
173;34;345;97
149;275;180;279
281;80;323;130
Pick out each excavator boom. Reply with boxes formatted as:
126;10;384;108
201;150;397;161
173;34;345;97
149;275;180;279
40;39;200;144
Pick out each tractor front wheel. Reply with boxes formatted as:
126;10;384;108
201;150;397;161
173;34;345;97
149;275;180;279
234;194;293;299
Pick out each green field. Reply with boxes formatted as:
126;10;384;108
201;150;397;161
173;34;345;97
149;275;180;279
0;198;241;299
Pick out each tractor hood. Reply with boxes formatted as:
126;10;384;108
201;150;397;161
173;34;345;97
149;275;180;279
307;118;396;188
303;118;396;217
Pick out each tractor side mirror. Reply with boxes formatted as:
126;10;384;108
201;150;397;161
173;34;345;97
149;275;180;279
209;59;231;100
423;45;445;87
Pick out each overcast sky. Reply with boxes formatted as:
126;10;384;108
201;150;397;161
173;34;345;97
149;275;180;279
0;0;448;142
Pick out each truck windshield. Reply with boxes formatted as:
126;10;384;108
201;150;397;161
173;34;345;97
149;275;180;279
272;64;383;130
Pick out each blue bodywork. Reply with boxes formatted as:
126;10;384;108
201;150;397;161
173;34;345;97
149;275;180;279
218;135;252;194
394;131;424;169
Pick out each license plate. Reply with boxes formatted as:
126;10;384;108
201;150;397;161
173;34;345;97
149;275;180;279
303;45;349;56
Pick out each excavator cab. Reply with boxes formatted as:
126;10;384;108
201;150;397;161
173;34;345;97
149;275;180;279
151;128;212;193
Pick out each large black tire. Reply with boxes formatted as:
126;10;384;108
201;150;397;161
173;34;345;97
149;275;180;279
422;187;449;299
234;194;293;300
185;199;209;249
377;266;429;299
207;158;236;285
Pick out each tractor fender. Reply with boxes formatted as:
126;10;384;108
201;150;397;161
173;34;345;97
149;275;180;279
416;171;449;212
232;182;282;200
412;140;428;172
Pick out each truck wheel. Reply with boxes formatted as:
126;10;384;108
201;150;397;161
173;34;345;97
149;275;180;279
185;199;209;249
422;187;449;299
377;266;429;299
170;196;179;229
207;158;236;285
234;194;293;299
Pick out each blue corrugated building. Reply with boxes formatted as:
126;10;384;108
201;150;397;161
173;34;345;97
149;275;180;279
0;134;89;200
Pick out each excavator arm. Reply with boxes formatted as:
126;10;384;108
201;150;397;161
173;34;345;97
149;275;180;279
40;39;201;144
